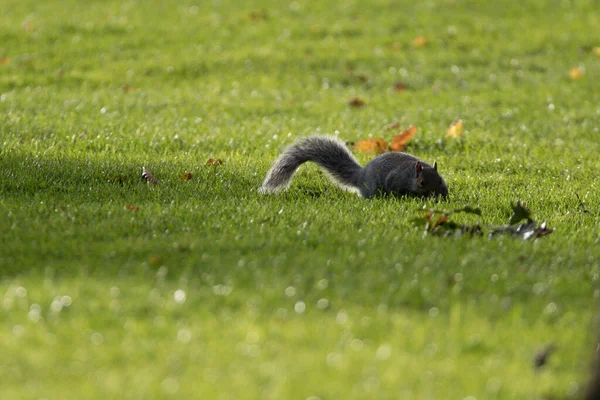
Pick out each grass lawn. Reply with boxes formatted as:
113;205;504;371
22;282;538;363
1;0;600;398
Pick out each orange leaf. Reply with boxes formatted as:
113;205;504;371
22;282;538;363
125;204;140;212
569;66;583;79
389;125;417;152
181;171;193;180
0;57;10;65
445;119;463;139
353;138;388;155
412;36;427;48
206;158;224;166
348;97;366;108
141;167;158;185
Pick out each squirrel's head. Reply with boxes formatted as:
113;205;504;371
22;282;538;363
415;161;448;198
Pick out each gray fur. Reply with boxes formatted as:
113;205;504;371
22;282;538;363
260;135;448;198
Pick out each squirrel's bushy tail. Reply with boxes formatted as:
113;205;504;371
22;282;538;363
260;136;363;193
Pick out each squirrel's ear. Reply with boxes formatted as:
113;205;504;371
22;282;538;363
415;161;423;175
433;161;438;171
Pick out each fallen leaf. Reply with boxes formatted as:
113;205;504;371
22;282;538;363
569;66;584;79
489;221;554;240
412;35;427;47
389;125;417;152
393;82;407;92
125;204;140;212
248;10;268;21
593;47;600;56
414;202;552;240
149;255;162;265
122;84;136;93
181;171;193;180
445;119;464;139
142;167;158;185
533;344;556;370
348;97;366;108
575;193;590;214
0;57;10;65
206;158;224;166
353;138;388;154
509;201;532;225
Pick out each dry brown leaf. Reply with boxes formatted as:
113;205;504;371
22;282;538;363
389;125;417;152
206;158;224;166
353;138;388;154
348;97;366;108
181;171;193;180
445;120;464;139
412;36;427;47
125;204;140;212
248;10;268;21
122;84;136;93
141;167;158;185
569;66;584;79
393;82;407;92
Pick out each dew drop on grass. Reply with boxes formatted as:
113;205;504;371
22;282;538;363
12;325;24;337
174;289;186;304
326;352;342;368
294;301;306;314
284;286;296;297
50;297;63;313
350;339;364;351
316;298;329;310
15;287;27;298
28;303;42;322
246;331;260;344
336;310;348;325
533;282;545;295
544;302;558;314
90;332;104;345
61;295;72;307
276;308;287;319
316;279;328;290
161;377;179;395
177;328;192;344
375;345;392;361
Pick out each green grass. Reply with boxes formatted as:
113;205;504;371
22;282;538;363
1;0;600;398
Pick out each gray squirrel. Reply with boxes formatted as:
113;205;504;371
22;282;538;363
260;135;448;198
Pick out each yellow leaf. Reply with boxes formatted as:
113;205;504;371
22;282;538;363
445;120;463;139
353;138;388;155
569;66;583;80
592;47;600;56
412;36;427;48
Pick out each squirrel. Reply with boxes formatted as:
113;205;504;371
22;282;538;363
259;135;448;198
